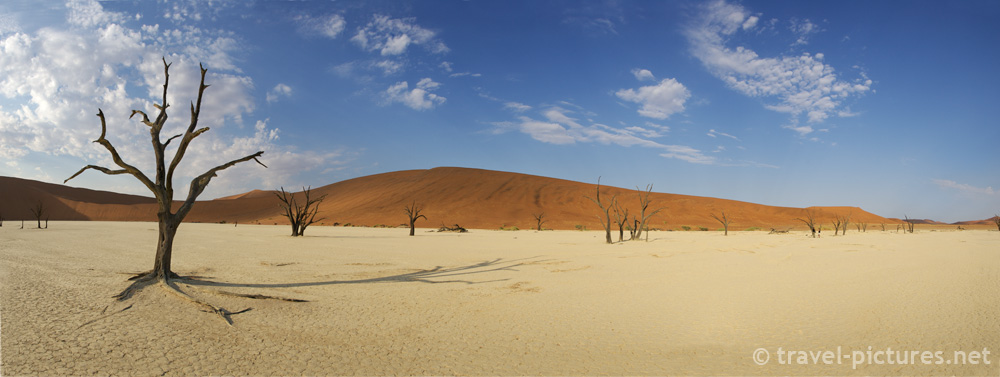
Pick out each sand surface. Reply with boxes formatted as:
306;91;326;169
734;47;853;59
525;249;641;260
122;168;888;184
1;222;997;375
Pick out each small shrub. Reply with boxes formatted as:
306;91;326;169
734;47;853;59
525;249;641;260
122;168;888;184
745;227;761;231
698;226;709;231
575;224;586;231
681;225;691;231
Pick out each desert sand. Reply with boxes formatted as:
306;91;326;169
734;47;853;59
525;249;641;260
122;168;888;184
1;222;997;375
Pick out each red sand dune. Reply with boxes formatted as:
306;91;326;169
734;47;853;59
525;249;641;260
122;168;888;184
1;167;916;231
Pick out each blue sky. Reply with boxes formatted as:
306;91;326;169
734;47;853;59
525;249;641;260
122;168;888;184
1;0;997;222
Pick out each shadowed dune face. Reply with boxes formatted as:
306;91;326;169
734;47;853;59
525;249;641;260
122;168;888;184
0;167;944;230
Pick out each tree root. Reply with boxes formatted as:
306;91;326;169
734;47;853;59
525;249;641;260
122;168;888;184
110;271;306;326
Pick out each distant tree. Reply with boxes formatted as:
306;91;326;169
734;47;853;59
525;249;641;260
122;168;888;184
64;59;268;325
275;186;326;237
404;201;427;236
631;184;663;241
880;222;886;232
903;215;916;233
532;212;548;231
612;200;629;242
709;210;732;236
831;217;842;236
29;201;45;229
835;213;851;235
856;222;867;232
993;214;999;232
796;210;818;238
584;177;615;244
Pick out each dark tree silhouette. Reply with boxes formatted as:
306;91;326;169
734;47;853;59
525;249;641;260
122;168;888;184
404;201;427;236
532;212;547;231
903;215;916;233
631;184;662;241
796;209;818;238
612;199;629;242
992;214;999;232
838;213;852;235
29;201;45;229
832;217;842;236
64;59;266;324
710;210;732;236
275;186;326;237
585;177;615;244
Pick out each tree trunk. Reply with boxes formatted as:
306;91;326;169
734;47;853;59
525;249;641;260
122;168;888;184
409;220;416;236
152;215;179;281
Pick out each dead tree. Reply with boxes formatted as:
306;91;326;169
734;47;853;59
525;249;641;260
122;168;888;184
64;59;267;325
275;186;326;236
532;212;547;231
631;184;663;241
404;201;427;236
831;217;842;235
584;177;615;244
903;215;916;233
839;213;851;235
710;210;732;236
29;201;45;229
612;199;629;242
796;209;818;238
993;215;999;232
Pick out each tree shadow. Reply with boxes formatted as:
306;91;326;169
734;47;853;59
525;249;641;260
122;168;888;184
180;256;547;289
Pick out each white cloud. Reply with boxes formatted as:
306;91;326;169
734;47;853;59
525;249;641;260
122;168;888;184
296;14;346;39
615;78;691;119
500;106;715;165
351;14;448;56
933;179;996;196
631;68;655;81
685;0;871;135
266;83;292;103
789;18;820;46
374;59;403;75
707;129;740;141
504;102;532;112
449;72;481;78
383;78;446;110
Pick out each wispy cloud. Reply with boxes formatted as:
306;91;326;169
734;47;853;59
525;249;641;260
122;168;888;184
933;179;996;196
496;106;715;165
685;0;871;135
295;13;346;39
707;129;740;141
504;102;532;113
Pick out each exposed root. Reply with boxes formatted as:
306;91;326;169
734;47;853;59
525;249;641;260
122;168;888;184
110;271;305;326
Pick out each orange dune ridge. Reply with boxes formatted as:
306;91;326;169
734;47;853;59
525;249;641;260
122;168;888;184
0;167;946;230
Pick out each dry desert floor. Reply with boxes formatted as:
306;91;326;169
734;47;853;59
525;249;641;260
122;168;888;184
1;222;998;376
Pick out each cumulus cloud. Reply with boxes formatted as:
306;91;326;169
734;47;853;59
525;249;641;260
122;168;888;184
384;78;446;110
351;14;448;56
933;179;996;196
615;77;691;119
685;0;871;135
266;83;292;103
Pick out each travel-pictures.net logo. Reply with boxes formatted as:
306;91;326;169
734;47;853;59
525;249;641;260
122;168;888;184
752;346;991;370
